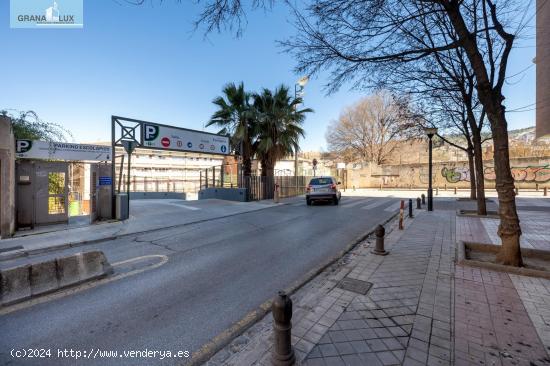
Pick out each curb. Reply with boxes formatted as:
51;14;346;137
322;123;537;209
457;241;550;280
186;210;401;366
0;200;299;262
0;250;113;306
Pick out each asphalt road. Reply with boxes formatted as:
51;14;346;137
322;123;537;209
0;196;404;366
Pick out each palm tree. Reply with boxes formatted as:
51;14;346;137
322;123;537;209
253;85;312;177
207;82;255;176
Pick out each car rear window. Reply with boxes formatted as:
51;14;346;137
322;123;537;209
309;178;332;185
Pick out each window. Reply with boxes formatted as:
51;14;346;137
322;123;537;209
309;178;332;185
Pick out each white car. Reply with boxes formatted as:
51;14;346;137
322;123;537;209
306;176;342;205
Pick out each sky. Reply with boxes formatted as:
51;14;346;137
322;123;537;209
1;0;538;151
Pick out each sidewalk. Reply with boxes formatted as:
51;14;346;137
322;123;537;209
0;198;293;260
207;200;550;366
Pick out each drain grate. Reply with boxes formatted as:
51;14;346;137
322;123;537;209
337;277;373;295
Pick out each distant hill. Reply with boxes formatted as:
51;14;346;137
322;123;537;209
507;127;536;142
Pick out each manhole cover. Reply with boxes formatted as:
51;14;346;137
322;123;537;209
337;277;373;295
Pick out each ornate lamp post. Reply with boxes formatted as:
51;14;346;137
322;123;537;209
424;127;438;211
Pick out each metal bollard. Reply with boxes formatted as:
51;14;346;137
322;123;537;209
454;187;457;195
421;194;425;205
544;187;548;196
436;187;439;196
372;225;388;255
408;199;413;218
515;187;519;196
399;200;404;230
379;183;382;190
444;184;447;191
536;183;539;191
274;183;280;203
416;197;421;209
272;291;295;366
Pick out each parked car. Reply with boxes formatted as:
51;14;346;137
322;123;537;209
306;176;342;205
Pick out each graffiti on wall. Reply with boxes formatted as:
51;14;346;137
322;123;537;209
441;167;471;183
484;165;550;183
441;165;550;183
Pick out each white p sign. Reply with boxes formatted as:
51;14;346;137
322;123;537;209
143;124;159;142
16;140;32;153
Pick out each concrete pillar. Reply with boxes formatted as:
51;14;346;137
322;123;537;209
0;115;16;238
536;0;550;138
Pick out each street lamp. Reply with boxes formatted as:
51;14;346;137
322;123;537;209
424;127;437;211
294;76;309;177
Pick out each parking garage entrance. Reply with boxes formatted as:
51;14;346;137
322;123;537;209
15;140;112;229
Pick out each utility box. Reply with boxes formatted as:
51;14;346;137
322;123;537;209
116;194;129;220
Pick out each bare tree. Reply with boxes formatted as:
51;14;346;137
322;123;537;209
280;0;531;266
392;33;492;215
326;92;414;165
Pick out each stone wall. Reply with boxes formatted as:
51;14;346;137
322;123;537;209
346;157;550;189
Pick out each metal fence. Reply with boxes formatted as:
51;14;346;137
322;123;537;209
197;165;314;201
243;175;313;201
120;176;201;194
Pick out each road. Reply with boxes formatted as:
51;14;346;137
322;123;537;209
0;196;405;366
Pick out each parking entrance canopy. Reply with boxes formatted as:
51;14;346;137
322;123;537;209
112;116;231;156
16;140;111;162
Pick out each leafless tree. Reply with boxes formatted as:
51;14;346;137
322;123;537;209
390;31;492;215
326;92;415;165
280;0;532;266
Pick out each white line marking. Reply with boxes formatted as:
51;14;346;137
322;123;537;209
384;204;399;212
361;199;392;210
178;205;201;211
341;198;369;208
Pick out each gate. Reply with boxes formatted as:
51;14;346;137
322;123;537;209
36;162;68;225
16;161;69;227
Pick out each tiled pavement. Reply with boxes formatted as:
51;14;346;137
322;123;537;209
456;201;550;251
303;211;455;366
208;198;550;366
455;266;550;365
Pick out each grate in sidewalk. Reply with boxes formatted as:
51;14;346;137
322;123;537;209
337;277;373;295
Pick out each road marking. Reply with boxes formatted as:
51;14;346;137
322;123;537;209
361;199;392;210
341;198;369;208
0;254;169;316
178;205;201;211
384;203;399;212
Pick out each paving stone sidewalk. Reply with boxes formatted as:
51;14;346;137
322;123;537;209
206;202;550;366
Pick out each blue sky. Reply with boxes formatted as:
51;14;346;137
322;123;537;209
1;1;537;151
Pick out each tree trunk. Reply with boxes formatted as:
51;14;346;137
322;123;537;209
471;130;487;215
260;159;268;177
242;140;252;177
467;148;477;200
487;107;522;266
445;4;522;266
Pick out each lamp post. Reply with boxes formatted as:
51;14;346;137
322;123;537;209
294;76;309;177
424;127;437;211
294;76;309;196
